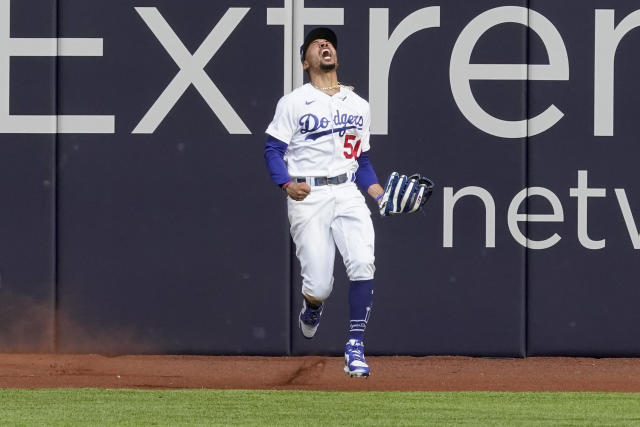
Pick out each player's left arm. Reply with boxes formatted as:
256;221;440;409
367;183;385;204
354;103;384;204
355;152;384;204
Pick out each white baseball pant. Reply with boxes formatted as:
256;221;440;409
288;181;375;302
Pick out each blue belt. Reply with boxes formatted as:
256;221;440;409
295;173;350;186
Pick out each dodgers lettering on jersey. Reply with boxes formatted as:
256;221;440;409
265;84;371;178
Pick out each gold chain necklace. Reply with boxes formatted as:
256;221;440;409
314;82;341;91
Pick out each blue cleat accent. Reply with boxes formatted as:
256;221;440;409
344;339;370;377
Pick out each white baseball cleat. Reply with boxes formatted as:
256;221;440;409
344;339;370;377
298;299;323;339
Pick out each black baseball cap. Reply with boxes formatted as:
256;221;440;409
300;27;338;62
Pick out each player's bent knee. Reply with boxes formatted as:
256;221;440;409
302;277;334;302
302;287;331;302
347;260;375;281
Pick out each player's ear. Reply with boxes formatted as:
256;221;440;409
302;60;309;71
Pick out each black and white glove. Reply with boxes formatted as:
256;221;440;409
379;172;434;216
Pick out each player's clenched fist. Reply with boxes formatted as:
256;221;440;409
285;182;311;201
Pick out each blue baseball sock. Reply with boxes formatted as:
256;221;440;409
348;279;374;341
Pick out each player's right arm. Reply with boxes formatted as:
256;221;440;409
263;136;310;201
264;94;310;201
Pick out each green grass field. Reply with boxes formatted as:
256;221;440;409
1;389;640;426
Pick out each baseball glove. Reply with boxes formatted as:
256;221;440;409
379;172;434;216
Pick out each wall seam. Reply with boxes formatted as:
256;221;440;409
52;0;60;353
287;0;294;357
524;0;531;357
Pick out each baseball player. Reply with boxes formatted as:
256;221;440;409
264;27;383;377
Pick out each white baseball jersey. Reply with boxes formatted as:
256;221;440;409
266;83;371;178
266;83;376;301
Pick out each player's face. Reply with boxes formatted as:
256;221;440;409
303;39;338;72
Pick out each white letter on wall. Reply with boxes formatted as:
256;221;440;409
450;6;569;138
0;0;113;133
569;170;606;249
443;186;495;248
369;7;440;135
134;7;250;134
507;187;564;249
594;9;640;136
615;189;640;249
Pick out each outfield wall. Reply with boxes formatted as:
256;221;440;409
1;0;639;357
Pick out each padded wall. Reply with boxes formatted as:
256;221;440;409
55;0;289;354
526;0;640;356
1;0;639;356
0;0;56;352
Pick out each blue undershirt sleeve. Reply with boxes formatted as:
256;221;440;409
264;135;291;186
355;151;379;192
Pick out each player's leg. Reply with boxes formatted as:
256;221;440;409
332;184;376;339
331;183;375;376
288;188;336;338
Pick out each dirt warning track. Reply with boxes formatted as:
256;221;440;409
1;354;640;392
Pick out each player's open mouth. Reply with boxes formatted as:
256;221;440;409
321;49;331;60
